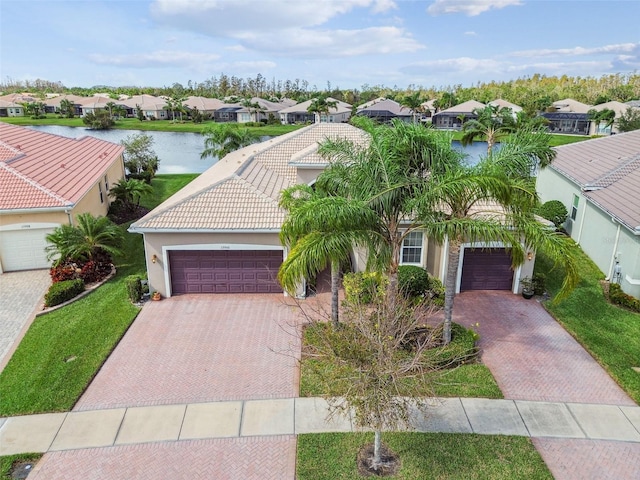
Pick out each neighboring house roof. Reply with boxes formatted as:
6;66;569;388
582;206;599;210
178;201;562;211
45;94;88;108
551;98;592;114
0;100;23;108
549;129;640;232
119;94;167;110
592;100;633;116
421;99;437;112
434;100;486;115
0;123;124;211
0;93;40;104
130;123;369;232
488;99;523;112
357;99;412;116
183;96;225;111
279;97;352;115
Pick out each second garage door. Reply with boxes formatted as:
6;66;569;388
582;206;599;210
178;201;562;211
460;248;514;291
0;227;56;272
169;250;283;294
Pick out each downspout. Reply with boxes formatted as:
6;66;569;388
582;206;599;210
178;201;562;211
576;194;588;244
605;223;621;281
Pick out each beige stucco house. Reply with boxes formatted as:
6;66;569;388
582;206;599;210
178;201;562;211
278;97;352;124
0;123;125;272
537;130;640;299
130;123;531;298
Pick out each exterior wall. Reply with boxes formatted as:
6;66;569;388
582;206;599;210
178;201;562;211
142;232;283;297
72;157;126;221
0;211;70;229
426;237;444;279
8;107;24;117
296;168;325;185
614;228;640;298
536;167;584;238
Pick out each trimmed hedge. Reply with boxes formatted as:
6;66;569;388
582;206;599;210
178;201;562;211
609;283;640;312
536;200;568;228
44;279;85;307
398;265;430;298
125;275;143;303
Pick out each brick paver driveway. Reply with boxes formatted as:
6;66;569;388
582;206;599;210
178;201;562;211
453;290;638;480
75;294;301;410
32;294;301;479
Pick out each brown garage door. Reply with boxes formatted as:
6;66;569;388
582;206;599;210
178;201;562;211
169;250;283;294
460;248;514;291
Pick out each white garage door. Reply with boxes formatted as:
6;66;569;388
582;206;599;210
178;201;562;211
0;227;55;272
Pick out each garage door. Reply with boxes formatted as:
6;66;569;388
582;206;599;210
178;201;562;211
0;227;55;272
169;250;283;294
460;248;514;291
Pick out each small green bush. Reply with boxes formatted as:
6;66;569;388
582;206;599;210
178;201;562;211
398;265;430;298
536;200;568;228
343;272;386;304
427;275;445;307
532;273;546;295
609;283;640;312
125;275;143;303
44;279;84;307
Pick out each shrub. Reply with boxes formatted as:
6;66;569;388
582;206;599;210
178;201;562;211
426;275;445;307
536;200;568;228
532;272;546;295
343;272;386;304
609;283;640;312
44;279;84;307
125;275;143;303
49;264;77;283
398;265;430;299
79;261;100;284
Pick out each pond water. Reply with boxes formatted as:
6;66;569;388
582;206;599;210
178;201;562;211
27;125;226;174
27;125;489;173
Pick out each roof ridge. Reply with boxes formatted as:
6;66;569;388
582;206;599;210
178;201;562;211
0;162;71;206
585;153;640;189
0;139;25;162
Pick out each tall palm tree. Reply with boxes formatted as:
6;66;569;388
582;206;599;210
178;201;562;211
200;123;260;160
46;213;124;265
415;136;577;344
307;95;338;123
241;98;266;123
461;105;516;154
400;91;424;123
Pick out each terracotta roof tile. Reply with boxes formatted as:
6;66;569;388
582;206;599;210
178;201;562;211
0;123;124;210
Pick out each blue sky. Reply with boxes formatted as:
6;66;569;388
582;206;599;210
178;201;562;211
1;0;638;90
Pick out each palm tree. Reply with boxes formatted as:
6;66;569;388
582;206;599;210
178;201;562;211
460;105;516;154
200;123;260;160
109;179;153;211
307;95;338;123
59;99;75;118
415;135;578;344
46;213;124;265
105;101;116;119
241;98;266;123
587;108;616;134
400;91;423;123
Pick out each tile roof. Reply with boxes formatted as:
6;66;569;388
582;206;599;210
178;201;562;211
551;98;592;113
131;123;369;232
357;99;412;116
488;99;522;112
278;97;352;115
0;123;124;211
436;100;486;115
547;129;640;231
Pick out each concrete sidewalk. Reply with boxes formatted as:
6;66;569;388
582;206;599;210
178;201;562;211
2;397;639;456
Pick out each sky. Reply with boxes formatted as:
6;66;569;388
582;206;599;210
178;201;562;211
1;0;639;91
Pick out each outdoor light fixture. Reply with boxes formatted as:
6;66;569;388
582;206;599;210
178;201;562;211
151;254;157;263
527;251;533;261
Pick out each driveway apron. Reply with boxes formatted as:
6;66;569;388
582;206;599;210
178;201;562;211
452;290;638;480
0;269;50;372
31;294;300;479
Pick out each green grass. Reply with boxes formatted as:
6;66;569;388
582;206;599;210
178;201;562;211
0;115;304;136
0;174;196;416
535;246;640;404
297;432;552;480
0;454;42;480
139;174;199;210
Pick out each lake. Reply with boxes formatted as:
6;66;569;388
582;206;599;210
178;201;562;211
27;125;488;174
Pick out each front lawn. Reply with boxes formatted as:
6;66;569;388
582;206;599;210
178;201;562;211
0;174;196;416
535;246;640;404
297;432;552;480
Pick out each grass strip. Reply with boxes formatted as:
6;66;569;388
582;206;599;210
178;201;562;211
297;432;552;479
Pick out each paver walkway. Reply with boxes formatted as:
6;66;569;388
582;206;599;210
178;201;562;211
0;269;50;372
451;290;638;479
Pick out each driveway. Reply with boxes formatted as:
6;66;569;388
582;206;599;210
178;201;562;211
452;290;637;480
74;294;302;411
0;269;50;372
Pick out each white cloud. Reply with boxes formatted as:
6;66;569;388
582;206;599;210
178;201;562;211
149;0;414;59
403;56;503;74
464;31;477;36
240;27;424;58
427;0;522;16
511;42;639;58
88;51;221;69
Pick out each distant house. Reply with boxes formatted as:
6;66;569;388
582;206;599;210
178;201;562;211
0;100;24;117
488;99;523;115
541;99;592;135
278;97;352;124
0;124;126;272
431;100;486;129
536;130;640;299
43;94;86;115
589;101;635;135
356;99;413;124
120;94;169;120
183;96;225;118
213;104;243;123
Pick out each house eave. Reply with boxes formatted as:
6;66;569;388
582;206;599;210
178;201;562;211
0;205;73;215
128;226;281;234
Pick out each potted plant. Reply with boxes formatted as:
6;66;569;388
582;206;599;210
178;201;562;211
151;291;162;301
520;277;535;299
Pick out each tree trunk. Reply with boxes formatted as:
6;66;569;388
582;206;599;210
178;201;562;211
372;430;382;470
443;240;461;345
331;259;340;327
